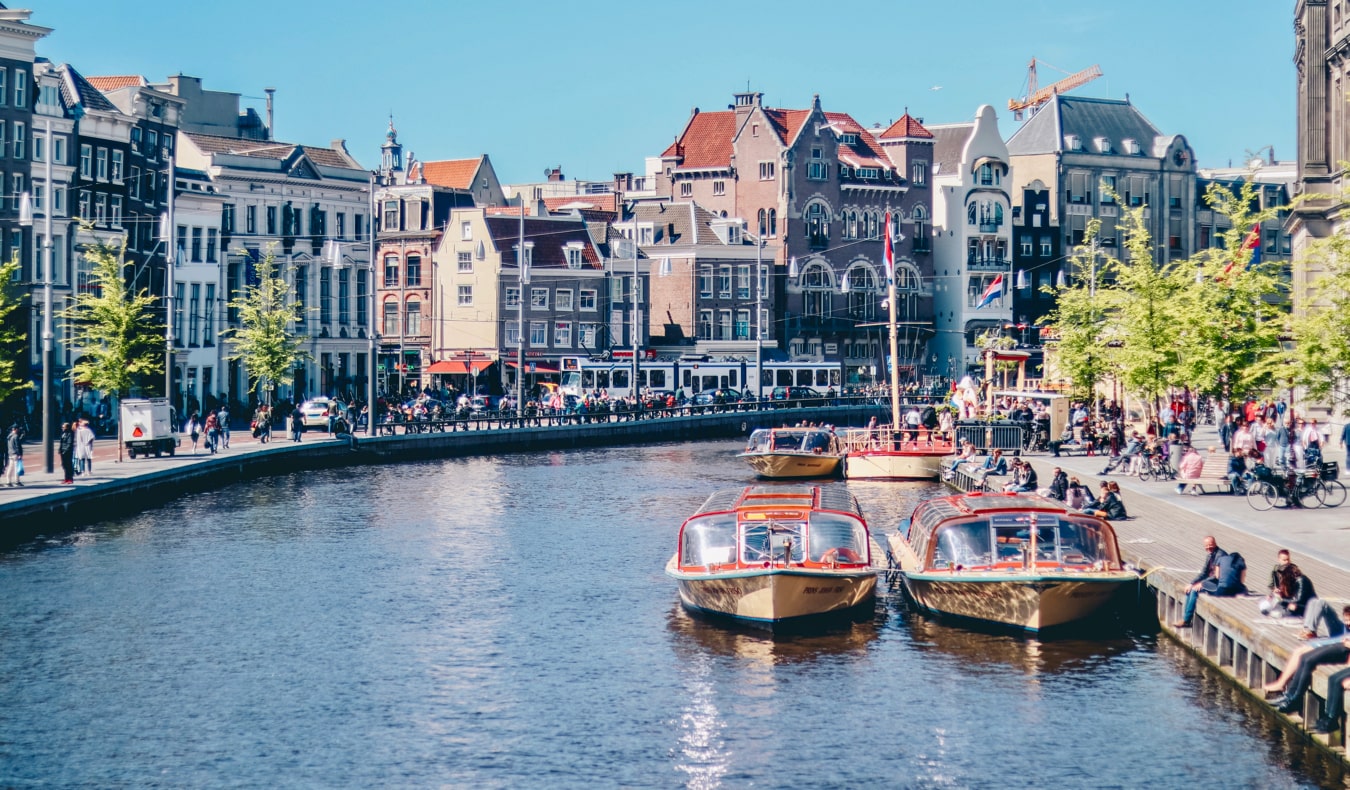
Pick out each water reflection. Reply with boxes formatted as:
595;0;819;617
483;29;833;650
665;602;881;667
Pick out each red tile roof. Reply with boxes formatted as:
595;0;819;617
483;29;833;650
879;113;934;140
661;110;737;169
485;205;525;216
86;75;145;91
822;112;891;169
421;158;482;189
542;193;617;213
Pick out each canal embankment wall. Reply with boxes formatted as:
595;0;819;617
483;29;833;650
3;403;883;536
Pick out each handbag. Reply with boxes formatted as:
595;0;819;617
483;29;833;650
16;458;23;476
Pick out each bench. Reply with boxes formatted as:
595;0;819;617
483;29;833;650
1183;455;1235;495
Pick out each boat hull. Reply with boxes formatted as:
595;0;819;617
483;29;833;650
666;556;876;625
740;452;842;479
843;450;944;480
899;572;1131;631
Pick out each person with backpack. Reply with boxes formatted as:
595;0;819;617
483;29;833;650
1173;536;1245;629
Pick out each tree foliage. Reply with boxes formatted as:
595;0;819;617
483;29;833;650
1104;203;1183;415
1042;218;1114;401
0;256;29;403
222;245;307;404
60;237;164;398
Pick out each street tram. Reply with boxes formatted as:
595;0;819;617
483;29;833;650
558;355;843;400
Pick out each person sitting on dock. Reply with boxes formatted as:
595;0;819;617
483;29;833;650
1085;481;1127;520
1003;459;1038;493
1173;536;1230;628
1265;605;1350;715
1065;477;1091;510
1039;467;1069;501
943;441;978;479
1261;550;1316;619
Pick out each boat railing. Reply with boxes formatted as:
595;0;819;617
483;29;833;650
840;427;955;454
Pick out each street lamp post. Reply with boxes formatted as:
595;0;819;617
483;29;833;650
20;117;56;473
367;173;378;436
754;221;764;404
630;205;639;401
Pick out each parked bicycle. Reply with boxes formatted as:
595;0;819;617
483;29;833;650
1137;452;1176;482
1246;462;1347;511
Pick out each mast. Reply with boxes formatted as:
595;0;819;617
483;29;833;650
885;209;900;427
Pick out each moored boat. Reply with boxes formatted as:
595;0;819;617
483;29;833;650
887;492;1137;631
840;428;952;480
738;427;843;479
666;486;877;627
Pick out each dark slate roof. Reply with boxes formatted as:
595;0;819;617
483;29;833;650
59;64;117;113
929;123;973;176
484;216;602;268
1006;94;1163;156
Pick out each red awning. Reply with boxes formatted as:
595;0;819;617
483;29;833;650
427;359;493;375
506;362;559;373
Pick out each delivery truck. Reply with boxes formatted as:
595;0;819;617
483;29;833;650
120;397;179;458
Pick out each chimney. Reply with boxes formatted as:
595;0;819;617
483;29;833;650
546;166;564;182
613;171;632;192
264;87;276;140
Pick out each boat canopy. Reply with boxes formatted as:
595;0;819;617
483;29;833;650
907;509;1121;572
678;487;869;570
744;428;837;454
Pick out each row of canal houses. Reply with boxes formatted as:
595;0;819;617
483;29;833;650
374;91;1021;397
8;0;1293;412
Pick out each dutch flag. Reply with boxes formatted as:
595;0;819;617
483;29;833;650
976;274;1004;309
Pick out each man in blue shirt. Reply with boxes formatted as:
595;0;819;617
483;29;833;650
1173;536;1241;628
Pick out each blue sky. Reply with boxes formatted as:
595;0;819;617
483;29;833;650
34;0;1293;183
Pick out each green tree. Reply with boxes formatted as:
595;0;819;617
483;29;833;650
60;237;163;401
222;245;308;405
0;256;30;404
1042;218;1114;401
1171;180;1287;401
1103;203;1184;419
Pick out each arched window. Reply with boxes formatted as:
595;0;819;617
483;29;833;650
757;208;767;236
845;264;878;320
382;298;399;337
994;203;1004;226
805;202;830;249
801;261;832;319
967;203;977;225
892;263;921;322
768;208;777;237
405;297;421;335
912;205;928;249
867;212;879;240
383;254;399;287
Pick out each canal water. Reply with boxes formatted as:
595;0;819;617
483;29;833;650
0;440;1343;788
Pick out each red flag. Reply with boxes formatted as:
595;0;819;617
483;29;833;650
883;210;894;284
1221;223;1261;279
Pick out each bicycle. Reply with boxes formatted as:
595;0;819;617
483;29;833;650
1137;453;1176;482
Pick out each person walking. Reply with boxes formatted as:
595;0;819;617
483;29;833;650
203;411;219;454
218;405;230;449
186;413;201;453
290;410;304;442
4;424;23;486
58;422;76;484
74;419;95;476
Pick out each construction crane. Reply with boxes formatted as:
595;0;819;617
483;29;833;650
1008;58;1103;120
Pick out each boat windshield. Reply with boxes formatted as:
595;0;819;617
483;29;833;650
745;430;772;452
807;513;868;564
742;519;804;564
931;514;1117;569
682;515;739;567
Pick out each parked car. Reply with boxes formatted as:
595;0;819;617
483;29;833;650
469;395;493;416
769;386;821;405
682;388;742;408
297;398;339;429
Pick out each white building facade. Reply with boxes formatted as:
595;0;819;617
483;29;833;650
928;105;1014;372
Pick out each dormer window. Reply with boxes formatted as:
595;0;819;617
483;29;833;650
565;243;584;269
857;167;879;179
1123;138;1141;155
1064;134;1082;152
1095;137;1111;153
840;132;859;146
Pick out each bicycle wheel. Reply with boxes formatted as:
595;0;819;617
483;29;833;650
1319;479;1347;508
1138;462;1153;482
1247;481;1278;511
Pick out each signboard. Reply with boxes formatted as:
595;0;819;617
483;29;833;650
528;363;537;373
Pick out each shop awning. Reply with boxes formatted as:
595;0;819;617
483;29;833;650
505;361;559;373
427;359;494;375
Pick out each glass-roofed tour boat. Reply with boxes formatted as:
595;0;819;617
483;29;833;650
738;427;843;479
666;486;877;628
887;492;1138;632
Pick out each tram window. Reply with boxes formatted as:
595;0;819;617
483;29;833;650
650;370;667;389
612;370;629;388
797;370;812;386
596;370;609;389
830;369;841;386
582;371;595;389
719;376;729;389
700;375;717;391
682;371;692;388
776;370;792;386
728;371;738;387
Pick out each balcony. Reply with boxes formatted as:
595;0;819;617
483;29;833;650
967;257;1011;272
808;233;829;251
978;222;1002;234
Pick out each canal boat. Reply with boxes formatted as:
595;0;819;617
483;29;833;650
738;427;843;479
666;486;877;627
887;492;1137;632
